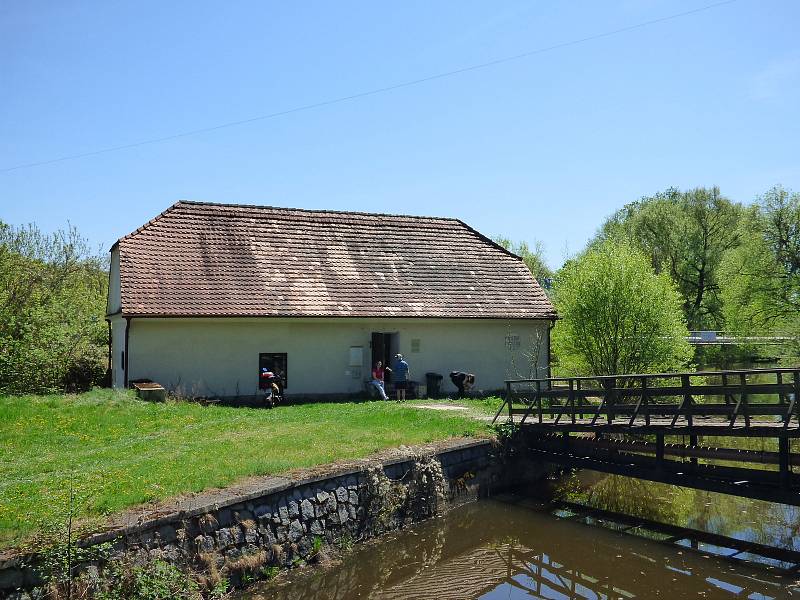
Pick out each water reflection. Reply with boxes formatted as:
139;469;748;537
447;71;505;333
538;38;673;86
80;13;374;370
561;472;800;552
243;496;795;599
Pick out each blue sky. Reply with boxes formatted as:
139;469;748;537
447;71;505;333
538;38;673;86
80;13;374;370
1;0;798;268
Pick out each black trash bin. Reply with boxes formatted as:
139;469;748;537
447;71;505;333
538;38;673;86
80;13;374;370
425;372;444;398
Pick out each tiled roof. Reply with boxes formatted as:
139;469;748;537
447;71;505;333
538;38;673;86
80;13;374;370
116;201;556;319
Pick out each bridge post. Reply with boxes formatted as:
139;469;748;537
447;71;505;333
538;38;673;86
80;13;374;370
568;380;576;424
606;377;616;425
740;373;750;428
535;380;543;424
689;434;698;470
794;370;800;426
722;373;731;404
682;374;693;428
506;380;513;422
656;432;665;469
779;435;790;489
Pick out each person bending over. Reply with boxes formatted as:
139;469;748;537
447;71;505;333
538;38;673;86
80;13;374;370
450;371;475;399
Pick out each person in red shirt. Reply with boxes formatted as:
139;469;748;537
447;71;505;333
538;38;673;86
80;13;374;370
370;360;390;400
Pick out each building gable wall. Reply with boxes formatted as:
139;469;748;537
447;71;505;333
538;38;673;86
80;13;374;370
107;245;121;316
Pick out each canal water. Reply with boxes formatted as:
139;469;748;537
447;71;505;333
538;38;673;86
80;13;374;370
244;481;798;599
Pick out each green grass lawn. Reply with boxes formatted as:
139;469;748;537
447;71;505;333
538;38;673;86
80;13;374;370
0;389;491;549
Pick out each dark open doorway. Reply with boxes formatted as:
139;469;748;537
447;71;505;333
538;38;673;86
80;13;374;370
259;353;287;390
371;332;398;382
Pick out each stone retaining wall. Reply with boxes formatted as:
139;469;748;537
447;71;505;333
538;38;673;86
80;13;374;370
1;438;549;599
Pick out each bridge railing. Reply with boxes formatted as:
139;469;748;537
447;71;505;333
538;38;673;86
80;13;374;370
493;367;800;428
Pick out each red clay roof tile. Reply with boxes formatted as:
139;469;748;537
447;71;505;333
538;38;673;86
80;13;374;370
117;201;556;319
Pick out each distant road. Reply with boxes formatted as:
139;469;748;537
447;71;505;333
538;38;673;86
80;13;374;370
687;331;794;345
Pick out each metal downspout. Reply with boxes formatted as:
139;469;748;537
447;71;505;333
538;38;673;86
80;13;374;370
124;316;131;388
547;319;555;379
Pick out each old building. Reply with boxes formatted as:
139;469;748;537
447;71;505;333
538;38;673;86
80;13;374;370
107;201;556;399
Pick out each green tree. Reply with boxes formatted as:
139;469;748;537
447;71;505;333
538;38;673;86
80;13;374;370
719;186;800;360
0;221;108;393
494;236;553;289
597;187;741;330
552;240;692;376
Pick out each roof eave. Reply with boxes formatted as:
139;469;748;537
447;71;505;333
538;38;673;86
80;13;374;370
117;312;557;320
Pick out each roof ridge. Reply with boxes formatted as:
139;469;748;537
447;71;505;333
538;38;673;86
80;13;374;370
173;200;462;223
114;201;529;267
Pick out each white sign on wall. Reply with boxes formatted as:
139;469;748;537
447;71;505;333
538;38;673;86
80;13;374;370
349;346;363;367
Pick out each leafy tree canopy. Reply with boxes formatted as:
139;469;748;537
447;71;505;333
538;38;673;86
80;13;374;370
595;187;742;331
720;186;800;360
0;221;108;393
552;239;692;376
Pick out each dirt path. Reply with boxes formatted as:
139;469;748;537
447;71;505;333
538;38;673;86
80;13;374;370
408;400;496;422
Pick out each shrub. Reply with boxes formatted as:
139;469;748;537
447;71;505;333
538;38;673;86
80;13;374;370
95;560;202;600
552;240;692;376
0;221;108;394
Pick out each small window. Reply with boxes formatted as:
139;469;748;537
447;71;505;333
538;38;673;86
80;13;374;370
259;353;288;389
411;338;421;353
505;334;521;350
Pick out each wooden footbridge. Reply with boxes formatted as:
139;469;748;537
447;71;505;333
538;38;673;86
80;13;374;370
493;367;800;505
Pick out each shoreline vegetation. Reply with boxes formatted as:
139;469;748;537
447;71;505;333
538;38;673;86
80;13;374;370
0;389;491;551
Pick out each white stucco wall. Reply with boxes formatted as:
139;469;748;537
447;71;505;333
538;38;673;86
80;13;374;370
120;317;551;397
107;246;121;316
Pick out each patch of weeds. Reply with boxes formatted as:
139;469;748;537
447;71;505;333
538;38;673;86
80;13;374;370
95;559;202;600
364;467;408;532
261;565;280;580
492;419;520;441
196;552;224;592
551;471;583;502
208;577;230;600
311;536;323;556
224;550;267;573
301;535;326;565
337;534;354;553
224;549;268;586
22;474;111;600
